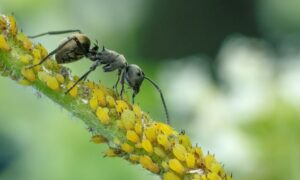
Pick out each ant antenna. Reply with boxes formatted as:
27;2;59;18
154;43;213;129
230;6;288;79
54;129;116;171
28;29;82;38
144;76;170;124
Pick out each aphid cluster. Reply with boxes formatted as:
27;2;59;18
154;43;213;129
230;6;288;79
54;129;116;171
0;15;231;180
27;30;170;124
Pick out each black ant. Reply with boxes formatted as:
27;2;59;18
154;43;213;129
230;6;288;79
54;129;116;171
27;30;170;124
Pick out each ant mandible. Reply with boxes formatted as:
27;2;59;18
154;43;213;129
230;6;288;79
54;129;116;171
27;30;170;124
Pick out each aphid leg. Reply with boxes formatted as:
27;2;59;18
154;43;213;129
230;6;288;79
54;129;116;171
144;76;170;124
65;60;101;94
27;36;79;69
113;69;122;94
28;29;82;38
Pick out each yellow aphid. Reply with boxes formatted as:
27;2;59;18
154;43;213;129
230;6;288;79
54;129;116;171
154;146;166;158
157;134;170;150
207;172;221;180
132;104;142;118
121;143;134;153
139;155;160;174
32;48;41;61
194;147;203;158
168;159;185;175
45;60;55;69
93;88;106;106
37;71;49;82
205;154;216;169
90;135;107;144
126;130;140;143
134;123;142;136
121;110;135;130
161;161;169;170
0;35;10;51
186;153;195;168
67;82;78;97
201;175;208;180
219;167;225;176
142;139;153;154
113;138;121;145
179;133;192;148
211;163;222;174
19;79;31;86
16;33;33;50
129;154;139;163
0;16;6;30
148;163;160;174
89;96;98;110
163;172;181;180
104;148;119;157
46;76;59;91
172;144;187;161
8;16;17;36
139;155;152;168
86;81;95;89
96;107;110;124
31;59;42;71
35;43;48;58
145;126;157;142
55;74;64;84
109;108;117;117
116;100;129;113
21;68;36;82
135;143;142;149
106;95;115;107
156;123;173;136
19;54;32;65
116;120;125;129
226;175;232;180
193;174;201;180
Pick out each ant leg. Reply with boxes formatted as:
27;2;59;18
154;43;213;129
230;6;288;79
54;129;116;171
132;93;136;104
27;36;79;69
113;69;122;94
65;60;101;94
120;71;126;98
29;29;82;38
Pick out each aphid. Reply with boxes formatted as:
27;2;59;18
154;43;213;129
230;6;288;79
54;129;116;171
168;158;185;175
163;172;181;180
27;30;170;124
141;139;153;154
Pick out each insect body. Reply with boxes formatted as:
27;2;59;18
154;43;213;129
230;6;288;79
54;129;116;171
55;33;91;63
28;30;99;66
28;30;170;124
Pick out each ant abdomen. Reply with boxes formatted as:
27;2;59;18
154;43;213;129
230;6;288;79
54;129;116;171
55;34;91;64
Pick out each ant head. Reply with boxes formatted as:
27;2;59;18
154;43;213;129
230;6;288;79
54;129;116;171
125;64;145;95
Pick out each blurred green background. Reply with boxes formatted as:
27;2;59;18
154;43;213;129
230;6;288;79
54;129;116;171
1;0;300;179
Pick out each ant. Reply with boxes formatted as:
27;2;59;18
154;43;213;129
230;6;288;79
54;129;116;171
27;30;170;124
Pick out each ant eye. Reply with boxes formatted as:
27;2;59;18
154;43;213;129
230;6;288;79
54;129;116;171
137;72;141;76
